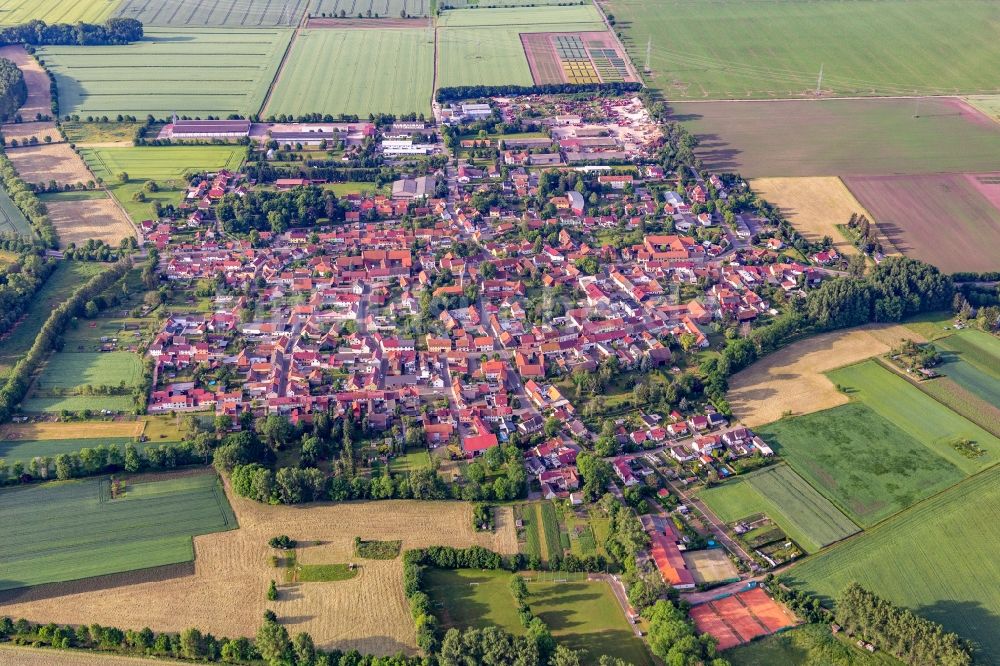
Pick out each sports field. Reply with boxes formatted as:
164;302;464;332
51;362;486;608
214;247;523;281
39;28;292;118
698;464;859;554
80;145;245;222
0;0;118;24
0;182;32;238
843;173;1000;273
605;0;1000;100
786;465;1000;662
437;5;604;87
425;568;653;665
0;436;137;466
674;97;1000;177
265;28;434;117
0;262;104;380
826;360;1000;474
0;472;236;590
115;0;310;26
310;0;429;18
758;403;965;527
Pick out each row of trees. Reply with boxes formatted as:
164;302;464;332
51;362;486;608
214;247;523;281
0;252;55;336
436;82;642;102
0;57;26;121
3;18;143;47
0;258;130;423
0;149;58;247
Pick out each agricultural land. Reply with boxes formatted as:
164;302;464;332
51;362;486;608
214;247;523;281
22;350;144;413
6;143;96;187
43;195;136;247
39;28;292;117
265;28;435;118
966;95;1000;123
115;0;311;27
310;0;430;18
0;182;31;237
0;0;119;25
842;173;1000;273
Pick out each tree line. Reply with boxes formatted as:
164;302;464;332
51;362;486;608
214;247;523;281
0;258;130;423
0;252;56;337
0;57;26;121
436;82;642;102
3;18;143;47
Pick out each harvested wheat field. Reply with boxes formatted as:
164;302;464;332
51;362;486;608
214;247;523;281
46;197;135;247
0;487;518;656
2;121;60;145
0;419;143;440
728;324;924;427
0;646;181;665
6;143;94;187
0;46;52;120
750;177;873;258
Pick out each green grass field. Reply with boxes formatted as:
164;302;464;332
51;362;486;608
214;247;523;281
516;503;542;561
39;28;292;117
727;623;897;666
699;464;859;553
115;0;310;26
34;352;143;391
758;403;966;527
437;5;604;87
674;97;1000;177
937;329;1000;380
785;465;1000;662
425;568;653;665
0;182;32;239
389;448;431;474
0;471;237;590
826;360;1000;474
0;262;104;380
606;0;1000;99
0;436;136;466
265;28;434;118
0;0;118;24
296;563;357;582
80;145;245;222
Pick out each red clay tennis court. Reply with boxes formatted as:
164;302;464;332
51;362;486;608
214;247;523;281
690;588;797;650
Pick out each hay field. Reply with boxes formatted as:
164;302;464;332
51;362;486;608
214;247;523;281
750;177;867;257
785;465;1000;662
6;143;95;187
265;28;435;118
1;490;518;655
0;420;144;440
0;0;118;25
39;28;292;118
46;197;135;247
605;0;1000;100
727;324;923;427
843;172;1000;274
116;0;310;26
675;97;1000;177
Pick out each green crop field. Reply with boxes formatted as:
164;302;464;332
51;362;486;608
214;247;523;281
538;500;562;561
437;5;604;87
425;568;653;665
966;95;1000;123
33;352;143;391
39;28;292;118
0;437;141;466
934;346;1000;409
0;182;32;239
937;329;1000;380
0;0;118;24
827;360;1000;474
605;0;1000;100
699;464;859;553
785;466;1000;662
81;145;245;222
673;97;1000;178
265;28;434;118
116;0;310;26
310;0;429;18
442;0;583;7
759;403;965;527
0;262;103;381
0;471;237;590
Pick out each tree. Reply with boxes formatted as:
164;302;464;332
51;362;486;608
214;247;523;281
267;579;278;601
256;615;292;666
543;416;561;438
179;627;204;660
123;444;141;473
551;645;583;666
509;574;528;604
292;632;316;666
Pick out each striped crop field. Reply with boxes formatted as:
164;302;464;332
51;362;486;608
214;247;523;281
0;181;32;238
310;0;429;18
0;471;237;590
116;0;310;26
786;466;1000;662
936;329;1000;380
0;0;118;25
38;28;292;118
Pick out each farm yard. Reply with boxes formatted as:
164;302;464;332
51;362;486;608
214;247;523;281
605;0;1000;100
842;173;1000;273
698;464;859;554
1;496;516;654
0;0;118;25
749;177;866;258
265;28;434;118
80;145;246;222
785;465;1000;662
39;28;292;118
310;0;429;18
726;324;922;427
425;568;654;665
44;196;135;248
6;143;96;187
115;0;310;26
0;471;236;590
674;97;1000;178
